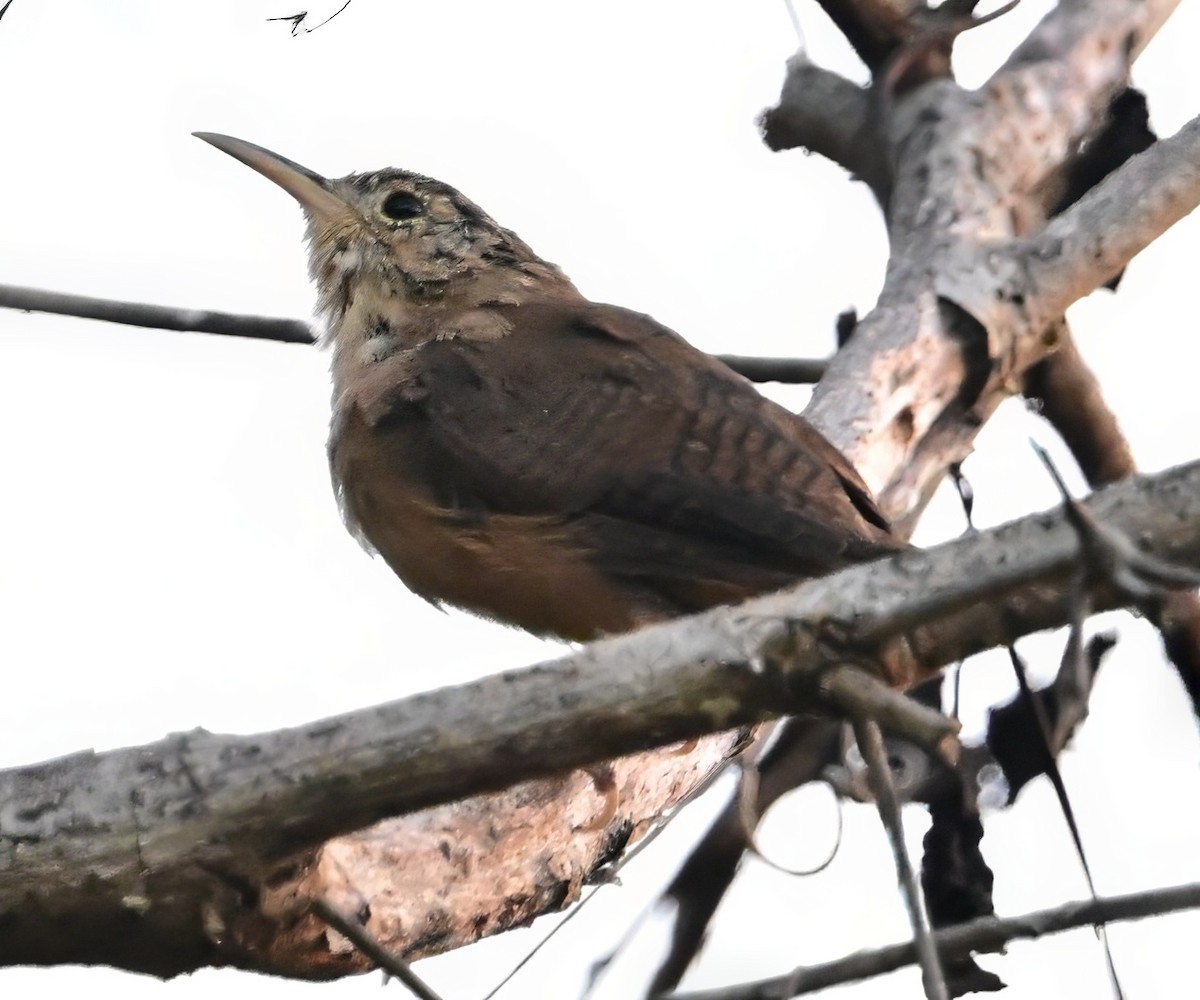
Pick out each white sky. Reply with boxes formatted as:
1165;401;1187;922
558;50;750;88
1;1;1198;998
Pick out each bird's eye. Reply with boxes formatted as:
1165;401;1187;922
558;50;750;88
381;191;424;221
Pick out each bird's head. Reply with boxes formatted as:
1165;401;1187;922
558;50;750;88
194;132;573;338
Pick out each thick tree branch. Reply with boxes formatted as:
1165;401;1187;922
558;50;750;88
1019;113;1200;325
649;10;1192;989
1025;325;1134;489
311;900;444;1000
801;17;1190;524
853;717;948;1000
3;459;1199;974
992;0;1180;216
669;881;1200;999
1003;0;1179;73
813;0;918;70
759;55;885;195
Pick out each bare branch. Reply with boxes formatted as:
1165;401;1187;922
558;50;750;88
717;354;827;384
669;882;1200;999
312;899;444;1000
801;96;1196;528
813;0;917;69
268;0;353;35
647;719;843;996
1003;0;1179;73
0;283;315;344
851;717;948;1000
1025;322;1200;714
0;283;827;385
1024;325;1134;488
759;55;885;194
1019;113;1200;324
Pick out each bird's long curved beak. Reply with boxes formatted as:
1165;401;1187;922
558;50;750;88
193;132;350;222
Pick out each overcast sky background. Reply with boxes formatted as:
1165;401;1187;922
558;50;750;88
1;1;1198;997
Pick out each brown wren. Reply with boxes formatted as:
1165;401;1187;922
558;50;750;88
195;133;898;641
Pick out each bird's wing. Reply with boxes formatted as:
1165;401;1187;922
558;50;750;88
370;301;897;607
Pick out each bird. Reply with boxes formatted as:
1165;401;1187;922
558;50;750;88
195;133;900;642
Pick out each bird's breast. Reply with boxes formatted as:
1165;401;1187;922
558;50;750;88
328;401;656;640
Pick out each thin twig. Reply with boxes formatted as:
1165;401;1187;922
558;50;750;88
669;882;1200;999
735;764;843;876
717;354;827;384
644;719;843;997
1024;324;1200;713
1031;441;1200;596
759;55;885;195
1007;645;1125;999
1020;113;1200;324
850;717;948;1000
1024;326;1135;488
508;756;734;1000
820;666;958;762
0;283;315;344
312;898;445;1000
0;283;827;384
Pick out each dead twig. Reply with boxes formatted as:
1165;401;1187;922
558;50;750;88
311;898;444;1000
0;283;315;344
668;882;1200;999
849;716;948;1000
1020;113;1200;326
0;283;825;385
718;355;827;384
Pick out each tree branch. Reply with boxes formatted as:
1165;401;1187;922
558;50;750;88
812;0;917;70
717;354;827;384
0;283;316;344
1019;113;1200;326
668;881;1200;999
1025;324;1135;489
311;900;444;1000
852;717;948;1000
1003;0;1179;73
647;8;1192;988
646;718;843;997
0;282;825;385
3;459;1199;974
759;54;886;195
